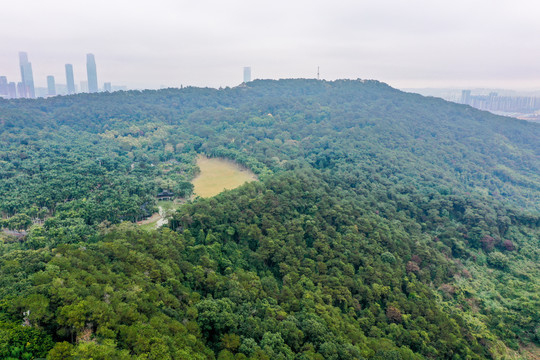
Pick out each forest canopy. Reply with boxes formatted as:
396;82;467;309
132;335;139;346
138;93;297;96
0;79;538;359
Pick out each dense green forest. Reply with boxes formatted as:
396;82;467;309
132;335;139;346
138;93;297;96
0;79;538;359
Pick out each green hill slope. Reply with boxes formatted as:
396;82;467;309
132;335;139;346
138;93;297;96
0;79;538;359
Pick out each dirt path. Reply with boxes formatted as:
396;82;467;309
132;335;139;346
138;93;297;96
156;206;168;228
138;203;178;230
137;212;160;225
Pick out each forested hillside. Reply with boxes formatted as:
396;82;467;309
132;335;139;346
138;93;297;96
0;79;538;359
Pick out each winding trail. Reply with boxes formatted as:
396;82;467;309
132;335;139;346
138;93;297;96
156;206;169;228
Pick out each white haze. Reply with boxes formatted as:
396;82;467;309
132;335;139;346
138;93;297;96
1;0;539;90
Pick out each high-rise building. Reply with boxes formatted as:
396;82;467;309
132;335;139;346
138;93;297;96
8;82;17;99
461;90;471;105
86;54;98;93
65;64;75;94
0;76;8;96
47;76;56;96
19;52;35;98
103;82;111;92
17;82;26;98
243;67;251;83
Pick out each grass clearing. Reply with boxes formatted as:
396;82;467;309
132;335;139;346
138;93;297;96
138;156;255;229
192;155;257;198
138;200;181;231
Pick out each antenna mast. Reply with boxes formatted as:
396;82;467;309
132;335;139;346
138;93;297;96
317;66;320;80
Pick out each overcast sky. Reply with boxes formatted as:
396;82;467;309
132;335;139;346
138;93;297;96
1;0;539;90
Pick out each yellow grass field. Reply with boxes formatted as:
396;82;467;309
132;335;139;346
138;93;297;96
192;155;257;198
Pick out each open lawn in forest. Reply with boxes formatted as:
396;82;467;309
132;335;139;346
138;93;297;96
138;200;180;230
192;155;257;198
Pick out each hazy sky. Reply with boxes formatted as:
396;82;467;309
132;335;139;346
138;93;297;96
1;0;540;90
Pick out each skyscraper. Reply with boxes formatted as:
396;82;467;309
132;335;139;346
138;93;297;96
0;76;8;96
103;82;111;92
86;54;98;93
17;82;26;98
65;64;75;94
243;67;251;83
461;90;471;105
47;76;56;96
7;82;17;99
19;52;35;98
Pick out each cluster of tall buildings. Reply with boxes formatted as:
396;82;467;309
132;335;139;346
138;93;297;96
460;90;540;114
1;54;251;99
0;52;121;99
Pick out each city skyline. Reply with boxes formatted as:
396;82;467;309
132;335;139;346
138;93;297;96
3;50;540;96
2;51;540;101
2;47;540;92
0;52;129;98
2;50;540;101
1;0;540;90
